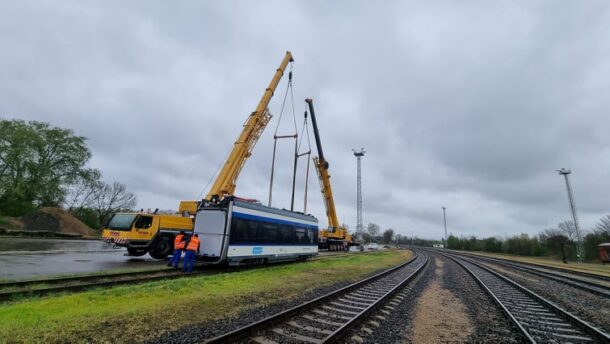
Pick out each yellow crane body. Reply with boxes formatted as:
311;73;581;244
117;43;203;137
306;98;354;251
206;52;294;201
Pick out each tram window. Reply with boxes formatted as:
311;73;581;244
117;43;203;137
276;225;287;243
260;223;279;243
246;221;258;243
295;228;306;243
283;225;296;244
302;229;311;244
230;219;248;244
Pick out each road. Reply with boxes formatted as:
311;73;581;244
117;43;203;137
0;237;369;280
0;237;166;280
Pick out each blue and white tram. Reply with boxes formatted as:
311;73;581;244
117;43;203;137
194;197;319;266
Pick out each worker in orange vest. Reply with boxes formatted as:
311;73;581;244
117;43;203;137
168;231;186;268
183;233;200;273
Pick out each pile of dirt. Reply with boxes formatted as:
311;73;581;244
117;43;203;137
20;207;96;237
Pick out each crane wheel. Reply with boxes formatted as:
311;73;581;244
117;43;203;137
149;237;172;259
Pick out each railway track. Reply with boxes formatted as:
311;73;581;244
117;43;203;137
0;251;378;302
451;250;610;282
0;268;207;302
443;252;610;343
449;252;610;298
205;251;428;343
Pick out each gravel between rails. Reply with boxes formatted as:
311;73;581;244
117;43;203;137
350;250;523;343
437;252;524;343
145;263;409;344
478;259;610;331
347;252;431;343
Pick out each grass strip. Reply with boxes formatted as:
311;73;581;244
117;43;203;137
0;250;411;343
463;251;610;277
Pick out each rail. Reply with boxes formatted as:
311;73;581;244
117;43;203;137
441;251;610;343
205;250;428;343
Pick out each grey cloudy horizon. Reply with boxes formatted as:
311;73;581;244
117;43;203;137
2;1;609;240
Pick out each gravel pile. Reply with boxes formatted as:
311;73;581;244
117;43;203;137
479;260;610;331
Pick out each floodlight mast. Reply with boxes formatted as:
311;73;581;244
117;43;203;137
442;206;447;246
557;168;584;262
353;148;366;237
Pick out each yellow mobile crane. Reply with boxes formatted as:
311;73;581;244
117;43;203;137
306;98;355;251
102;52;294;259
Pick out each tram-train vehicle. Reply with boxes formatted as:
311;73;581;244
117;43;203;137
194;197;319;266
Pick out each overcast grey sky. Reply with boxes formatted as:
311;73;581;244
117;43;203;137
2;1;609;239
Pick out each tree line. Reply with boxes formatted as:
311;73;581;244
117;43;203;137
353;223;396;244
445;217;610;262
0;119;136;228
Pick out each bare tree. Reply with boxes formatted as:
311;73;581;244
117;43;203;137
558;220;576;242
93;182;137;224
367;222;380;239
595;215;610;235
63;169;102;211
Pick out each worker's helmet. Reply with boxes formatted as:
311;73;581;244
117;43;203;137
180;231;185;235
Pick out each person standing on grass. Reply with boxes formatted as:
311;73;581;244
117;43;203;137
183;233;200;273
168;231;186;268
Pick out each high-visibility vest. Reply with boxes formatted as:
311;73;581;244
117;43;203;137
174;234;185;250
186;236;200;251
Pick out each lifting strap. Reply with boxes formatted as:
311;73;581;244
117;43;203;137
268;64;298;209
297;109;312;213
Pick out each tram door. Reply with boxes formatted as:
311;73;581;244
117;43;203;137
194;209;227;262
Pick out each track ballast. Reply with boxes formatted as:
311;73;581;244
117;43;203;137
205;251;428;343
445;253;610;343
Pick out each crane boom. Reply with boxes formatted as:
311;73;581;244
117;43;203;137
306;98;340;231
206;52;294;201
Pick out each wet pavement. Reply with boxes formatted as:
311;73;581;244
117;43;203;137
0;237;166;280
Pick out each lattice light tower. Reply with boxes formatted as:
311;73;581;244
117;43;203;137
353;148;366;237
442;206;447;245
557;168;585;262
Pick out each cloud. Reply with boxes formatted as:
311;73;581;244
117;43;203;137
1;1;609;239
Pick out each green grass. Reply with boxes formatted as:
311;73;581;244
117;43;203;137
0;250;411;343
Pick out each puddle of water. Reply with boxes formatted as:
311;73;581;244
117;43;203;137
0;237;113;253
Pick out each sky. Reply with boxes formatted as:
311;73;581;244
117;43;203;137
1;1;609;240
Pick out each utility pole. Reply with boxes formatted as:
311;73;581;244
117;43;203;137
442;206;447;247
353;148;366;239
557;168;585;262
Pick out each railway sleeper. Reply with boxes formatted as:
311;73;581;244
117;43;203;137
301;314;343;327
250;336;279;344
271;327;322;343
321;305;359;316
338;297;372;307
311;309;352;321
285;321;333;336
329;301;365;311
